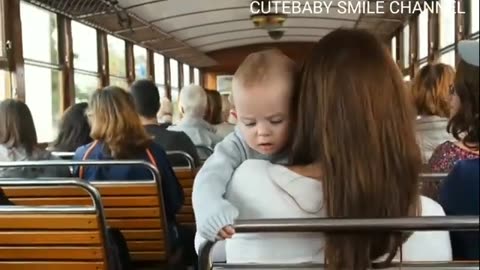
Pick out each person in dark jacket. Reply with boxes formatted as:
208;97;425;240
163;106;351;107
72;86;184;251
130;79;201;167
439;158;479;260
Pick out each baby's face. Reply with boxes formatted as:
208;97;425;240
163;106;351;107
234;79;291;155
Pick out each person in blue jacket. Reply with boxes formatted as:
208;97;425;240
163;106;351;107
72;86;184;252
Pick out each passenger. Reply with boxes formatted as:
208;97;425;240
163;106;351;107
198;29;453;266
72;86;184;251
439;158;479;260
158;97;173;127
411;63;455;162
168;84;222;152
0;99;71;178
49;102;92;152
130;79;201;167
215;93;236;138
204;89;223;126
428;40;479;172
192;49;295;242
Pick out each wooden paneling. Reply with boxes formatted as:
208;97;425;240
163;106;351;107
0;262;104;270
0;214;99;229
201;42;316;88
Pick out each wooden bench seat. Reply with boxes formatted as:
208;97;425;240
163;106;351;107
175;168;198;227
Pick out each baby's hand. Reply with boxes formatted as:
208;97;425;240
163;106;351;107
217;225;235;239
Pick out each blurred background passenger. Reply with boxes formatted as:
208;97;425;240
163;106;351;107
49;102;92;152
158;96;173;127
0;99;70;178
428;41;479;173
168;84;222;155
130;79;200;167
215;93;236;138
411;63;455;162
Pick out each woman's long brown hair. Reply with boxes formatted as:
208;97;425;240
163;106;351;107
290;29;422;269
88;86;152;159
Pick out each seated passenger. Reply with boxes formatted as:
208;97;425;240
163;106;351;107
158;97;173;128
49;102;92;152
0;99;70;178
428;40;479;172
72;87;184;246
204;88;223;127
168;84;222;151
130;79;201;167
198;29;452;267
411;63;455;162
215;93;236;138
439;158;479;260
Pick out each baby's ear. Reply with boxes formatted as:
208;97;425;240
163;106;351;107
230;109;237;119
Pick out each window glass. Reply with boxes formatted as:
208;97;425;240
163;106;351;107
403;24;410;68
157;84;165;99
0;69;6;100
75;72;98;103
418;9;429;59
404;75;411;81
440;49;456;67
107;35;126;77
20;2;58;64
134;45;147;79
391;37;397;62
109;76;128;89
440;0;455;47
183;64;190;86
194;68;200;85
24;65;61;142
72;21;97;72
170;59;178;88
154;53;165;85
419;60;428;69
471;0;479;34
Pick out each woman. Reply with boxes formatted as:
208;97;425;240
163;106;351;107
428;41;479;172
0;99;70;178
49;102;92;152
216;29;452;268
72;86;185;252
411;63;455;162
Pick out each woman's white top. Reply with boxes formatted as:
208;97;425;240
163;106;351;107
416;115;454;162
199;159;452;264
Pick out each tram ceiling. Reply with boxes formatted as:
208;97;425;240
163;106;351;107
23;0;417;67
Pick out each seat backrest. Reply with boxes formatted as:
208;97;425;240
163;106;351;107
166;150;196;169
195;145;214;162
174;167;198;227
419;173;448;201
0;180;110;270
0;159;171;264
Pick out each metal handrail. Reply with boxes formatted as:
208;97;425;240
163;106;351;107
51;151;75;159
166;150;196;169
0;179;112;268
199;216;480;270
0;160;171;257
196;145;214;155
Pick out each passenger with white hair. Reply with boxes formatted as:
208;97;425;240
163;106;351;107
168;84;222;151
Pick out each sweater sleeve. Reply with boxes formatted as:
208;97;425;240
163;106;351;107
192;132;246;241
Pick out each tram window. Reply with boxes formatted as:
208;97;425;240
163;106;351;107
134;45;147;79
404;75;411;81
183;64;190;86
403;24;410;68
109;76;128;89
74;73;98;103
72;21;97;72
0;70;6;100
440;49;456;67
194;68;200;85
391;37;397;62
170;59;179;88
24;65;61;143
471;0;479;34
440;0;455;48
418;9;429;60
20;1;59;64
154;53;165;85
107;35;126;78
